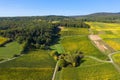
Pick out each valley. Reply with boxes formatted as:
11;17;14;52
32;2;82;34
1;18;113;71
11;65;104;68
0;17;120;80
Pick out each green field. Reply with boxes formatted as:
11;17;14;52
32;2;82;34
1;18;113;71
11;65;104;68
53;26;120;80
61;36;107;60
112;53;120;67
54;36;120;80
51;43;65;54
86;22;120;37
51;35;108;60
104;38;120;51
0;41;22;59
0;50;56;80
56;57;120;80
60;27;89;36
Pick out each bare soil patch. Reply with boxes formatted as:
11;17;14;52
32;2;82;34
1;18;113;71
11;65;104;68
89;35;115;54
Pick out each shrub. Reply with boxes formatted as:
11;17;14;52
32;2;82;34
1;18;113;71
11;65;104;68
50;51;58;56
58;59;67;70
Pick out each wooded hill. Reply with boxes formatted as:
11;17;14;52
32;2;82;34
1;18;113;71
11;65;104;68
72;12;120;23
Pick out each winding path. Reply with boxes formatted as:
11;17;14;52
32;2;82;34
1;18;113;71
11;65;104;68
108;51;120;72
85;56;111;63
88;34;120;73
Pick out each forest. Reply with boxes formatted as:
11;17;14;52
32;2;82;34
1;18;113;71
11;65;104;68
0;16;89;53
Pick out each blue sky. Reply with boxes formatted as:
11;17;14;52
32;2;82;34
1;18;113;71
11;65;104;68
0;0;120;16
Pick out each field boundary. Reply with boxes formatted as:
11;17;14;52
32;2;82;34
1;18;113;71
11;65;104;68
0;54;24;64
88;34;120;72
85;56;111;63
108;51;120;72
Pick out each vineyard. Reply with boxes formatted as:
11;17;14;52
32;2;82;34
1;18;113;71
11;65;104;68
61;36;107;60
0;42;22;60
86;22;120;51
60;27;89;36
0;50;55;80
1;22;120;80
55;57;120;80
53;26;120;80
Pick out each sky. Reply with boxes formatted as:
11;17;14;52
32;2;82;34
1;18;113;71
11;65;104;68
0;0;120;16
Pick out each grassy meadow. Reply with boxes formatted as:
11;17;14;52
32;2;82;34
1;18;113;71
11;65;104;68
0;50;56;80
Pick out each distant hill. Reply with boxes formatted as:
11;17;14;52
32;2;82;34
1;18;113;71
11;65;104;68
85;12;120;16
0;12;120;23
72;12;120;23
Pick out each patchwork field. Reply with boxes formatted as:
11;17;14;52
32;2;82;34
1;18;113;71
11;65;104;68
0;41;22;60
60;27;89;36
0;50;56;80
1;23;120;80
86;22;120;51
86;22;120;33
53;26;120;80
55;57;120;80
61;36;108;60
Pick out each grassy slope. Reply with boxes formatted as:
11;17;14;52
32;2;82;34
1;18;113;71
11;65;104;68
0;50;56;80
0;41;22;59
